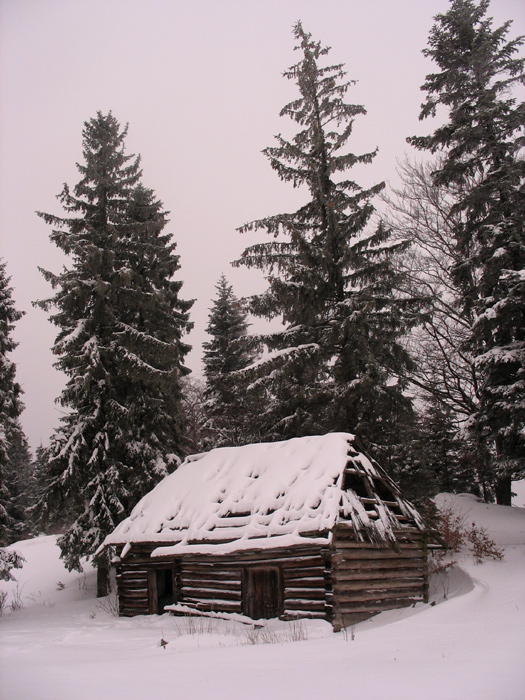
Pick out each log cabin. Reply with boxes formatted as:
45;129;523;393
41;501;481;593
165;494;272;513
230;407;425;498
102;433;431;630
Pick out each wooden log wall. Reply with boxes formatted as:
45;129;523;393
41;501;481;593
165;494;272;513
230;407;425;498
116;544;173;616
331;526;428;630
115;531;428;628
115;543;333;620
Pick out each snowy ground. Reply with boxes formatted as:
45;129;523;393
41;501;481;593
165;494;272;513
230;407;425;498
1;493;524;700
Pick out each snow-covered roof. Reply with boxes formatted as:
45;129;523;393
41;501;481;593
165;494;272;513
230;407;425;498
104;433;426;557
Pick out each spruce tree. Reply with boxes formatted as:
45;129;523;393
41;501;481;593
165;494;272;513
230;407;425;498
419;400;472;494
3;427;35;544
35;112;193;579
0;261;28;579
235;22;423;452
0;262;26;541
408;0;525;503
202;275;255;446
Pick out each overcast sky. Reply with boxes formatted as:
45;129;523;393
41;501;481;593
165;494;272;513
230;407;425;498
1;0;524;453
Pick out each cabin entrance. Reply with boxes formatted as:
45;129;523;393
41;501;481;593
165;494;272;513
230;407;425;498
148;567;176;614
242;567;282;619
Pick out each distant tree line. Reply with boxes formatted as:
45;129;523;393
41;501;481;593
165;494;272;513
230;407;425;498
0;0;523;585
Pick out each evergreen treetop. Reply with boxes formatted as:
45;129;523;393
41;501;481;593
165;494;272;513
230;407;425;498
203;274;255;447
203;274;252;377
235;22;424;449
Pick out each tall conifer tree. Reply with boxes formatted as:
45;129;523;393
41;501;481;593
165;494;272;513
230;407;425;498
235;23;422;452
35;112;193;578
0;260;27;549
3;428;35;544
408;0;525;503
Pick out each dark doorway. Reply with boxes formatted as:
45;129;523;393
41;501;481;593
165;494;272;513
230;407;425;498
242;567;281;619
151;568;175;614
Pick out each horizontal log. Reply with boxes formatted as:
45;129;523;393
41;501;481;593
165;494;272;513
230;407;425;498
334;563;425;576
117;588;149;599
190;600;241;613
181;587;241;601
118;581;148;590
332;575;426;593
333;550;424;562
119;557;166;566
332;559;425;574
284;588;326;599
282;577;325;588
118;572;150;581
185;543;323;556
119;546;156;558
333;578;424;594
332;566;425;586
118;590;149;601
332;567;427;588
118;569;149;577
182;594;240;606
284;599;326;612
335;598;421;615
334;588;425;605
181;577;241;590
118;588;149;598
118;586;149;595
119;594;149;604
120;549;326;568
180;563;238;573
334;541;422;552
180;570;234;580
283;567;327;580
119;600;149;610
180;568;242;582
180;557;324;571
335;545;425;557
118;576;144;585
118;579;149;589
182;552;324;567
282;611;326;620
120;555;180;566
334;563;424;576
119;602;149;612
119;561;151;569
334;568;425;581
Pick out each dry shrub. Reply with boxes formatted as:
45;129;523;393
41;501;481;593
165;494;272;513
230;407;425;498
465;525;504;565
431;506;504;569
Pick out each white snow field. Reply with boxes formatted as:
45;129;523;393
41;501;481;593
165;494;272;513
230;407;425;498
1;493;524;700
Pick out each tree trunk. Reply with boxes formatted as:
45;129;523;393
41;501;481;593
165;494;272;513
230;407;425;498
495;475;512;506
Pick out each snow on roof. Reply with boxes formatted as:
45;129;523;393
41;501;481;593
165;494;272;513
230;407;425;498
103;433;425;556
